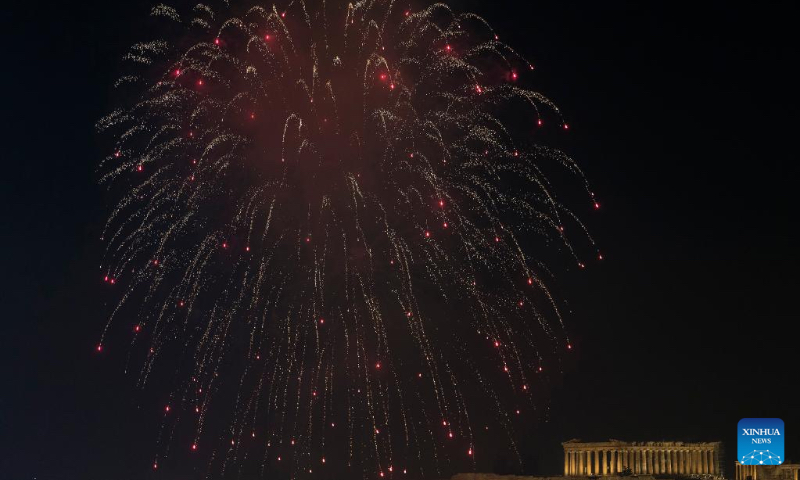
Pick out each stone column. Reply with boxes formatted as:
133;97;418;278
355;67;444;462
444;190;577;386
660;450;666;474
665;449;671;474
602;450;608;475
642;450;648;474
580;450;585;475
686;450;691;474
638;450;643;474
565;450;570;475
587;450;593;475
587;450;592;475
617;450;623;473
610;450;617;474
702;449;708;474
680;450;686;474
594;450;599;476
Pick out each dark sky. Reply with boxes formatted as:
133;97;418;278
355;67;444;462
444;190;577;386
1;1;798;479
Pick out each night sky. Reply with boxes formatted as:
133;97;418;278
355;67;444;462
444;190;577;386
2;1;798;479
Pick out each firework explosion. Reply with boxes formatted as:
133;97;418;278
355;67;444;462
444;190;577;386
97;0;600;477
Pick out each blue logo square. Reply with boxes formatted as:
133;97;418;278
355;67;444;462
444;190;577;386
738;418;784;465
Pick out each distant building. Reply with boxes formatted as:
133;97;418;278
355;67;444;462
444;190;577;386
562;440;723;476
736;462;800;480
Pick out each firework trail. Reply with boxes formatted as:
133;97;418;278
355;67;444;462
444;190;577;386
97;0;600;477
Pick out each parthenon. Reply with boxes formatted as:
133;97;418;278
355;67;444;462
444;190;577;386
562;440;722;476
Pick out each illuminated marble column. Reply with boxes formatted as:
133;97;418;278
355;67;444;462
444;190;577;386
617;450;623;473
702;449;708;474
595;450;600;475
660;450;666;474
602;450;608;475
686;450;691;474
585;450;590;475
574;450;579;475
610;450;617;474
665;450;671;474
570;451;576;475
586;450;592;475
